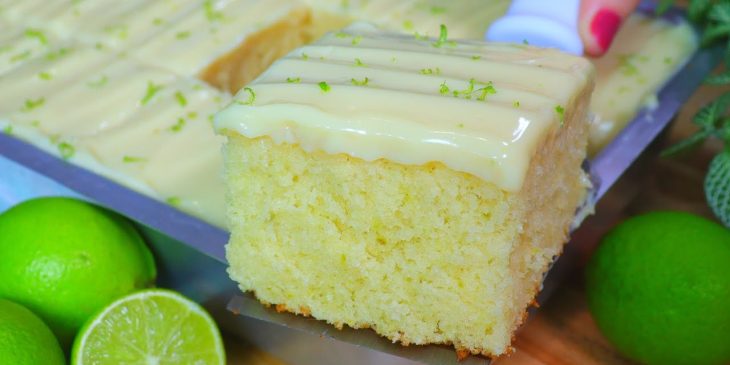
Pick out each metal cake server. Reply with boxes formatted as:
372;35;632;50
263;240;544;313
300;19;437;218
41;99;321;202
0;6;722;365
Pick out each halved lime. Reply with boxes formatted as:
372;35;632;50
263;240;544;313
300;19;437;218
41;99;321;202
71;289;225;365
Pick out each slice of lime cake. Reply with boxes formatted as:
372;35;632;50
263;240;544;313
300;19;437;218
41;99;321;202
216;23;594;357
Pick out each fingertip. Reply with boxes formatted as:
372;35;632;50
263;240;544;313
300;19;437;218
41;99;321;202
579;0;639;56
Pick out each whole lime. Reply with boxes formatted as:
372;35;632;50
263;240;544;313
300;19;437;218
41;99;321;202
0;197;156;348
586;211;730;365
0;298;65;365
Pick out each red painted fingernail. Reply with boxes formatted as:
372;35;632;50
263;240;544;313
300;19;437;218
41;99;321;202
590;8;621;52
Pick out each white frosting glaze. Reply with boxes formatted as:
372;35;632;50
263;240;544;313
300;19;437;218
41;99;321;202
133;0;306;77
0;0;699;226
306;0;510;39
215;23;593;191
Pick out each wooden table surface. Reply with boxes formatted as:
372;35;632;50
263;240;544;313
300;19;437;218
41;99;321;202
227;73;728;365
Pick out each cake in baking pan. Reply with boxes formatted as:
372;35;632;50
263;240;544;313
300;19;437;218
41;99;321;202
215;23;594;357
0;0;697;229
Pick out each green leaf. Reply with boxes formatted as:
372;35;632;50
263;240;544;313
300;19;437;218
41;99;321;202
661;130;712;156
705;150;730;227
655;0;676;15
709;2;730;23
693;92;730;128
706;70;730;84
702;23;730;45
688;0;713;22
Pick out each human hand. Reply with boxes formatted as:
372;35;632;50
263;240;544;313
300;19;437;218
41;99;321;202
579;0;640;56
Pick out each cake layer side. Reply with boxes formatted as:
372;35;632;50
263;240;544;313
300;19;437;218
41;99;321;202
506;77;594;343
224;133;522;356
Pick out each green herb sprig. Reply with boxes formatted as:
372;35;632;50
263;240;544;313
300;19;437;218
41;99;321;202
659;1;730;226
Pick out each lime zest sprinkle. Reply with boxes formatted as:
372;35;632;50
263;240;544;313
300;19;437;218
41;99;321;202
318;81;331;93
476;81;496;101
237;87;256;105
350;77;369;86
122;155;147;163
513;101;521;108
354;58;365;66
286;77;301;83
38;72;52;80
87;75;108;88
432;24;448;47
166;196;181;206
153;17;164;26
170;118;186;132
25;28;48;45
334;31;349;38
403;20;414;30
618;53;640;77
351;35;363;45
432;24;455;48
664;56;673;65
141;81;163;105
204;0;224;22
175;31;191;40
439;81;450;95
471;55;482;60
187;111;198;119
456;122;465;128
45;47;70;61
430;6;446;14
10;50;31;63
414;32;428;41
103;24;128;40
174;91;187;107
555;105;565;126
420;67;441;75
58;142;75;160
301;53;309;60
3;125;12;135
22;97;45;112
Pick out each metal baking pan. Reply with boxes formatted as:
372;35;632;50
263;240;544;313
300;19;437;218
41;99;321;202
0;6;722;365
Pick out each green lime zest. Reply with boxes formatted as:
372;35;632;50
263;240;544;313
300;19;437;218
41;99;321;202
350;77;369;86
439;81;449;95
237;87;256;105
432;24;454;48
122;156;146;163
22;98;45;112
141;81;163;105
58;142;75;160
318;81;331;93
175;31;191;40
87;75;108;88
174;91;187;107
204;0;224;22
25;28;48;45
555;105;565;126
286;77;301;83
170;118;186;132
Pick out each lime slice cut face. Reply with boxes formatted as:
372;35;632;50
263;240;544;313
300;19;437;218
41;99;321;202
72;289;225;365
